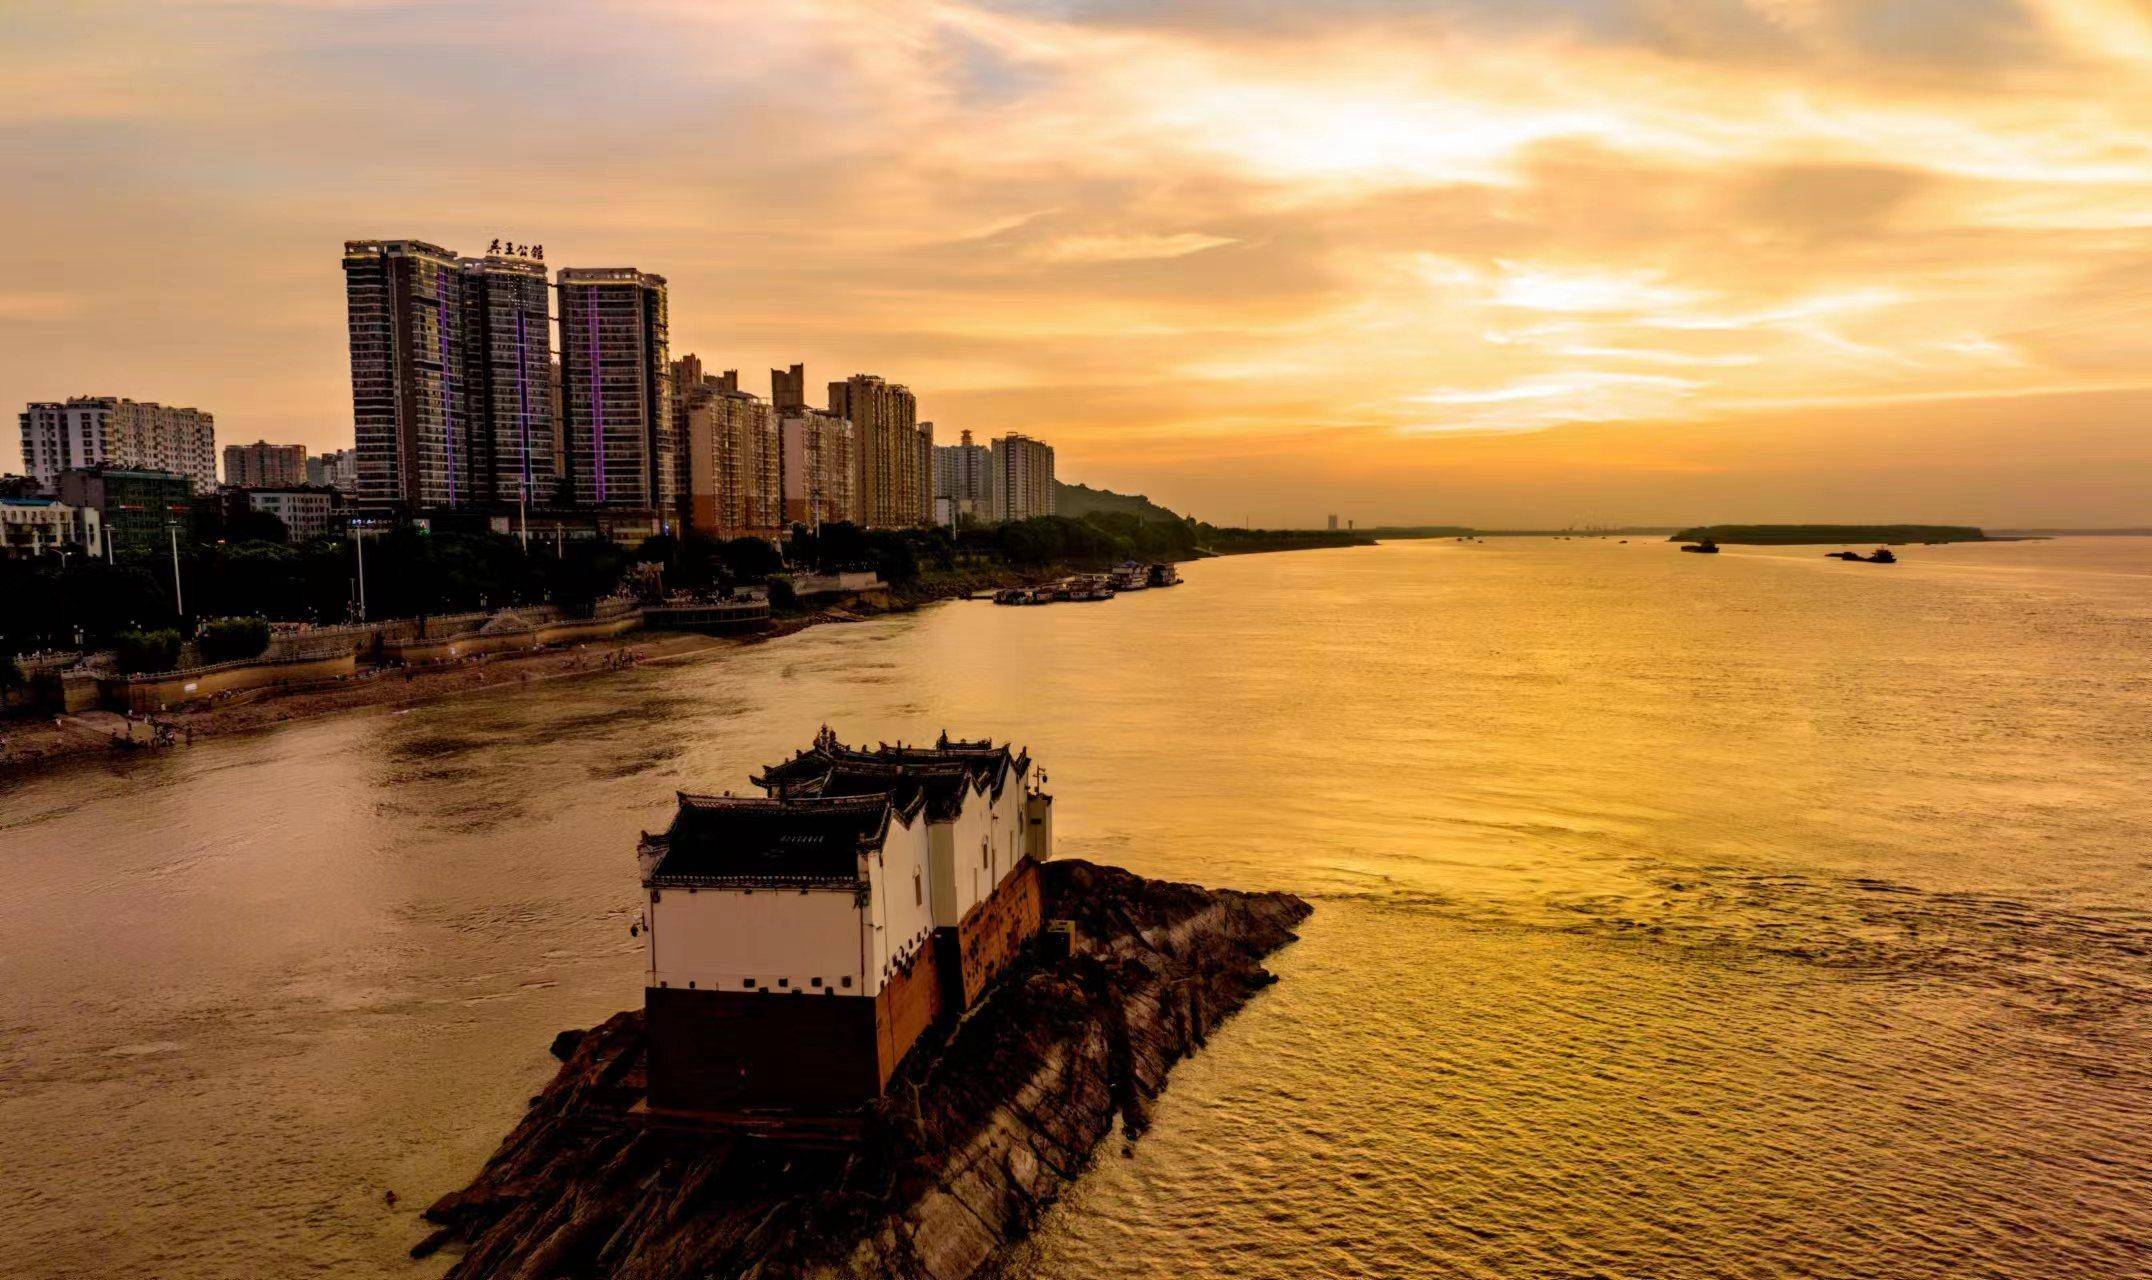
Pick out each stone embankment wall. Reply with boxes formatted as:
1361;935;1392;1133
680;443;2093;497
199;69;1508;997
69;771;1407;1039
84;601;648;710
385;609;641;666
99;650;360;714
417;860;1310;1280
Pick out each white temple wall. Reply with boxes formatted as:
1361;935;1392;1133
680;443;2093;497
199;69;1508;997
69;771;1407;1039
647;885;867;995
864;809;936;990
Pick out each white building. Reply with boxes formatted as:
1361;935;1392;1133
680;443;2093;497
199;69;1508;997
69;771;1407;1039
18;397;217;493
933;430;992;525
0;498;100;557
245;487;339;542
635;731;1052;1117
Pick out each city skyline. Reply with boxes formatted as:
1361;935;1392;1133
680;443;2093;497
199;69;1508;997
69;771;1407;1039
5;1;2152;527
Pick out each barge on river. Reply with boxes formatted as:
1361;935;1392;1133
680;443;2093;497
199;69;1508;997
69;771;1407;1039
992;563;1180;605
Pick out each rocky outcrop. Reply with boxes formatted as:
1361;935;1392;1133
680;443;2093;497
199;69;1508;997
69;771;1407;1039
418;860;1310;1280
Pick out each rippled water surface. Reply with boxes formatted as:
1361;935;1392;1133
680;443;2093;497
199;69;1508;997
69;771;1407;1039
5;537;2151;1278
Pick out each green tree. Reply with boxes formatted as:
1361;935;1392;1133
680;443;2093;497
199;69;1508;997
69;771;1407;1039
198;616;271;662
113;629;183;674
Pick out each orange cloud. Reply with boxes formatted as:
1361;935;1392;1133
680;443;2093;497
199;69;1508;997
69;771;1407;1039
1;0;2148;524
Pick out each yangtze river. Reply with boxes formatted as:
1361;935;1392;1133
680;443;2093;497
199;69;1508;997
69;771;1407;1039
5;537;2149;1278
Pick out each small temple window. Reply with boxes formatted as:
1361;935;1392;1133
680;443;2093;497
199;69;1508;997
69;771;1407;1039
841;976;852;989
914;867;923;906
743;978;757;989
811;977;822;988
778;978;789;988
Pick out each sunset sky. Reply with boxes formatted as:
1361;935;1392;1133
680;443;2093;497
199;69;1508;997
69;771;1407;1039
5;0;2151;526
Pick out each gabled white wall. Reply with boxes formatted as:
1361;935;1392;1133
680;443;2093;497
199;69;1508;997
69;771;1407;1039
863;808;936;989
647;884;867;995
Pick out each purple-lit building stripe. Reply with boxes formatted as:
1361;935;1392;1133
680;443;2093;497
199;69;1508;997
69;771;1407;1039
587;298;606;503
437;278;457;506
515;308;531;498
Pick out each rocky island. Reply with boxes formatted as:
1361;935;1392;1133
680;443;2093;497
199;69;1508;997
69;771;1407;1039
416;859;1310;1279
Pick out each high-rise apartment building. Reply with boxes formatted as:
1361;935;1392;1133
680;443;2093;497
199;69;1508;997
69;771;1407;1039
675;356;781;538
342;239;557;512
778;408;858;528
460;251;556;506
990;433;1055;522
224;440;308;488
827;374;929;528
770;363;807;410
933;429;993;525
342;240;472;509
559;267;673;516
915;421;936;525
19;397;217;492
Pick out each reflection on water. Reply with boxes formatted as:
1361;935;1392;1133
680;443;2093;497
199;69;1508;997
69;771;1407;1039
4;537;2150;1278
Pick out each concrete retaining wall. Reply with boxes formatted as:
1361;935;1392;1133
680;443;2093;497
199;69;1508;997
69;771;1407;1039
384;611;642;666
100;650;359;713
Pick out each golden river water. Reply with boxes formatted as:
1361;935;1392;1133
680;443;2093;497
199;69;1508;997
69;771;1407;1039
4;537;2150;1278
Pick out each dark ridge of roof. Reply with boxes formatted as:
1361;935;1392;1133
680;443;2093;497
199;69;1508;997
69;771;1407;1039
645;793;893;884
811;761;977;822
753;731;1028;813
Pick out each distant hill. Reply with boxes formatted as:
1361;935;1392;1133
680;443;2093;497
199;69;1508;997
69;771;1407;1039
1054;481;1187;525
1669;524;1990;545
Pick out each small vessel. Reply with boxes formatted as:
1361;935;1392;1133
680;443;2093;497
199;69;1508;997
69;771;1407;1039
1827;548;1898;564
1109;562;1150;591
1680;540;1720;554
1147;563;1181;588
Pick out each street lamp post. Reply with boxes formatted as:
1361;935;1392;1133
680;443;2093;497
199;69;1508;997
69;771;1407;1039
355;526;370;621
168;524;185;619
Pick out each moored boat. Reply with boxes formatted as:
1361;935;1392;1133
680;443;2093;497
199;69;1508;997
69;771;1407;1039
1147;563;1181;587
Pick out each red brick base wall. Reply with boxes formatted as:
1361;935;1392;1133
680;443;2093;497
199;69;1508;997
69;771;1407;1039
953;859;1044;1008
874;942;947;1087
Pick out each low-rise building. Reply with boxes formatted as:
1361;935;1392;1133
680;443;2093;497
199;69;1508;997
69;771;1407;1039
307;448;359;493
0;497;100;557
245;486;341;541
636;730;1052;1118
55;467;192;557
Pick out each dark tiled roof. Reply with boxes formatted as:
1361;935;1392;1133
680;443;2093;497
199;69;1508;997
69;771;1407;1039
752;729;1029;812
813;761;976;822
643;793;892;885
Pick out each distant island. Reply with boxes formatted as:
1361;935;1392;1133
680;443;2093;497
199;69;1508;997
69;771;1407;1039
1667;524;1994;546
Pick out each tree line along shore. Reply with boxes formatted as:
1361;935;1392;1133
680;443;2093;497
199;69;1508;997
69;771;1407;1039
0;511;1372;772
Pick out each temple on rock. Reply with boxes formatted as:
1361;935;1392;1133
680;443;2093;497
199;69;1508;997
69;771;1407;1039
636;730;1053;1120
